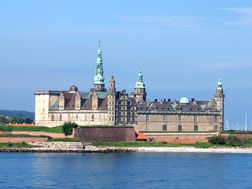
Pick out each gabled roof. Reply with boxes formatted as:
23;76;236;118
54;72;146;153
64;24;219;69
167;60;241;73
80;92;108;110
80;92;91;99
137;99;217;112
64;92;76;110
51;99;59;110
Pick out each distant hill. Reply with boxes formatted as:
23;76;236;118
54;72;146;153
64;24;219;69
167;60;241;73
0;110;35;120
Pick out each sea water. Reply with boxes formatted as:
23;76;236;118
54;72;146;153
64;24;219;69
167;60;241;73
0;152;252;189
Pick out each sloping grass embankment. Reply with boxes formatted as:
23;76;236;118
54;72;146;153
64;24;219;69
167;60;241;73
0;125;63;133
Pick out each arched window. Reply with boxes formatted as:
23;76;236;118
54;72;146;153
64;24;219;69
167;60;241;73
178;125;182;132
194;125;198;132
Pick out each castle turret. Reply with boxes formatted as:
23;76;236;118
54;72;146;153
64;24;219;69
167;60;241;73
93;41;105;92
214;78;225;130
131;70;147;103
107;76;116;125
108;76;116;94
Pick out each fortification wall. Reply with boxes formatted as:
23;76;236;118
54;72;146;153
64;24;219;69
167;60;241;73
74;127;136;142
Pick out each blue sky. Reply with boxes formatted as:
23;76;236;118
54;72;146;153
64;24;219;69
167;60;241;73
0;0;252;128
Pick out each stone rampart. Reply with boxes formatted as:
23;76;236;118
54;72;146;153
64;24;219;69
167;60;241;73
74;127;136;142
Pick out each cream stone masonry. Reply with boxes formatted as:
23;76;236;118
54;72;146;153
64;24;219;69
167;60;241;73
35;43;224;131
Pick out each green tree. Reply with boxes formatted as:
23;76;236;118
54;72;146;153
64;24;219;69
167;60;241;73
0;116;8;124
62;122;78;136
208;135;226;145
226;135;245;146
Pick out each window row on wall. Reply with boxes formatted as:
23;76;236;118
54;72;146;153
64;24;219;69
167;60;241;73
145;114;219;122
50;113;107;122
162;124;218;132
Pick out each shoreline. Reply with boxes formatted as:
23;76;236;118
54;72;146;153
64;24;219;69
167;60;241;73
135;147;252;153
1;142;252;153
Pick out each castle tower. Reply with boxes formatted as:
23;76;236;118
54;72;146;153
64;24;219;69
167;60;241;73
131;69;147;103
107;76;116;125
93;41;105;92
108;76;116;94
214;78;225;130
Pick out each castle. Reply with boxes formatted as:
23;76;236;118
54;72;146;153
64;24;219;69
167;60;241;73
35;44;224;132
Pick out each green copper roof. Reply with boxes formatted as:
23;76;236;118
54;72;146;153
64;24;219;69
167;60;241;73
94;42;105;85
217;78;222;88
135;71;145;89
80;92;107;99
97;92;107;99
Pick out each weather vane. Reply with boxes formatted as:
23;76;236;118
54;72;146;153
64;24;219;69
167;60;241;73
98;39;101;47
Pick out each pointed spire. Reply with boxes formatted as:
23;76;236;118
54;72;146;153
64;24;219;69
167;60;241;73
135;65;145;89
217;78;222;89
97;40;102;56
215;78;224;98
94;41;105;85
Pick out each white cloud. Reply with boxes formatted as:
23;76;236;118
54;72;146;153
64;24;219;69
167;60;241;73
222;7;252;15
222;7;252;27
119;16;204;28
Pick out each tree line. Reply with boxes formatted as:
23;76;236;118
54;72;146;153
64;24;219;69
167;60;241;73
0;115;33;124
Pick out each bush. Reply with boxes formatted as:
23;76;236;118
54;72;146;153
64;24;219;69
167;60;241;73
226;135;245;146
209;135;246;146
208;135;226;145
62;122;78;136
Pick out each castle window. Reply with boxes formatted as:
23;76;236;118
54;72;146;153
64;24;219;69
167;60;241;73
194;115;198;122
178;115;182;122
194;125;198;132
178;125;182;132
214;115;218;122
162;125;167;131
146;115;150;121
214;125;218;130
163;115;167;122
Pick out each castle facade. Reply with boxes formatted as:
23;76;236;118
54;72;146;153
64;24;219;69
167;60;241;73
35;44;224;132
